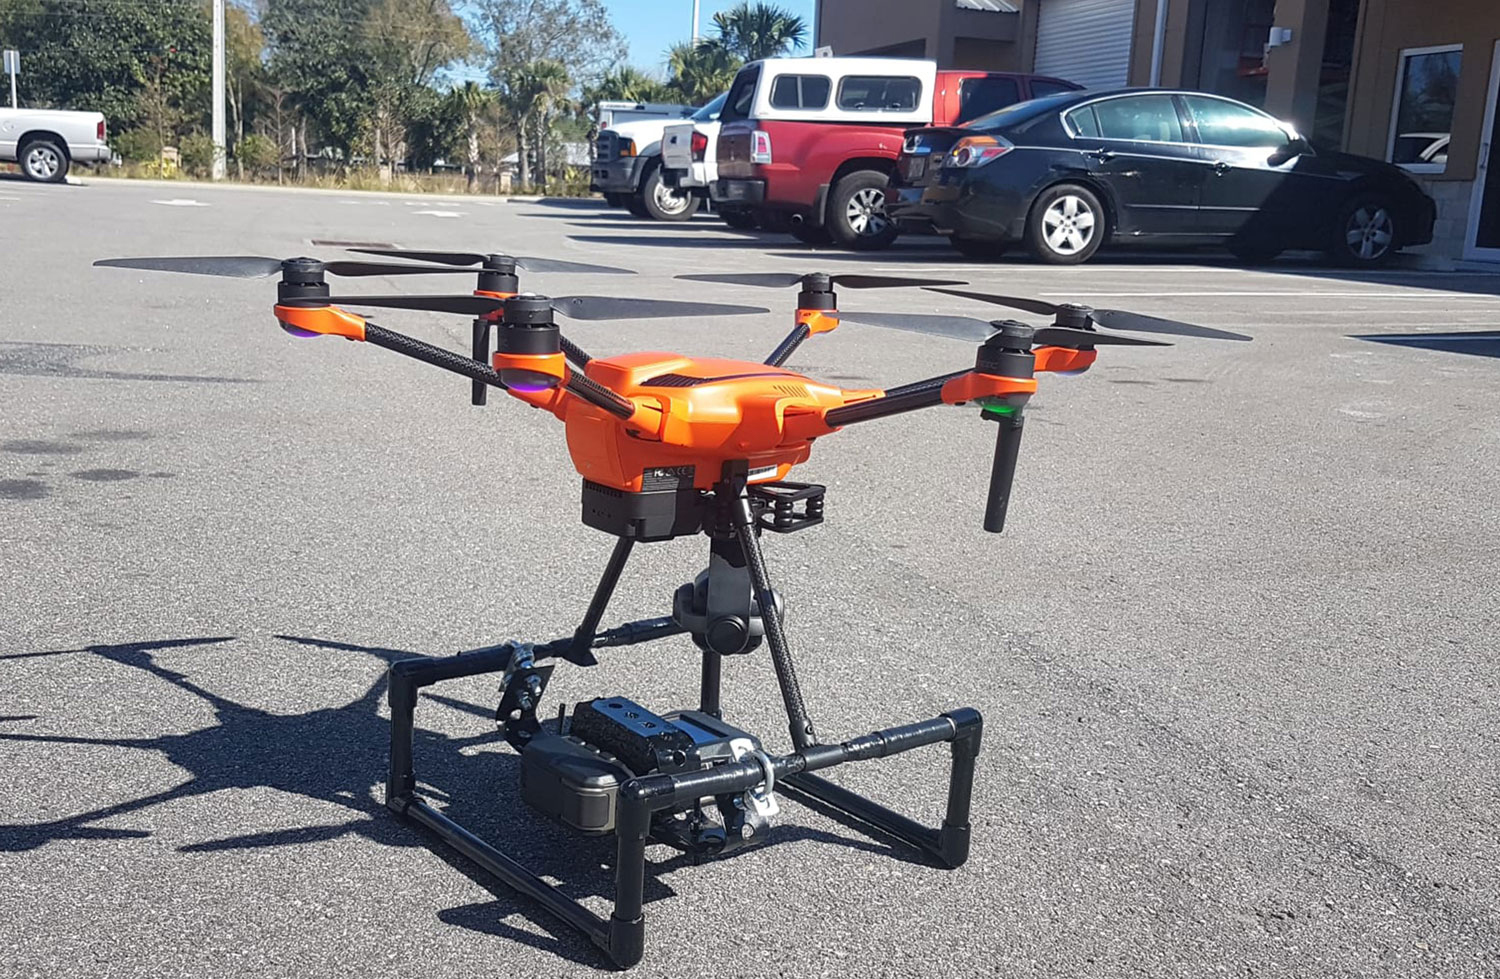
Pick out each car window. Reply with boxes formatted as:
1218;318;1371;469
691;92;728;122
1092;95;1184;143
962;92;1081;130
722;65;760;121
1182;95;1288;148
837;75;921;111
1029;79;1077;98
955;76;1020;124
770;74;831;110
1065;105;1101;138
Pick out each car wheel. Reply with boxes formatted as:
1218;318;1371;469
20;138;68;183
948;236;1009;261
1025;183;1105;265
827;169;899;250
719;208;758;230
642;165;700;221
625;194;650;218
1328;194;1398;267
790;223;833;245
602;192;626;207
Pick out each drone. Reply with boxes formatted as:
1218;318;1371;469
95;248;1250;968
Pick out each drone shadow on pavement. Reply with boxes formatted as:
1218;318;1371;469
0;634;913;967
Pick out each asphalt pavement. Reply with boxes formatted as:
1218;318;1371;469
2;174;1498;978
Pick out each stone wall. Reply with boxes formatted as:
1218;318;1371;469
1407;177;1473;261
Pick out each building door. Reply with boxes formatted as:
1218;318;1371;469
1034;0;1138;91
1465;40;1500;262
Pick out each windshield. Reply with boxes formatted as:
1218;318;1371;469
691;92;728;122
963;92;1082;130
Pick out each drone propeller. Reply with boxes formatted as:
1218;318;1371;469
347;248;633;276
837;311;1168;348
92;255;509;280
282;294;769;321
924;287;1251;341
676;272;965;290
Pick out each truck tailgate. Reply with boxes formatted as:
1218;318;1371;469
661;124;695;170
715;122;754;179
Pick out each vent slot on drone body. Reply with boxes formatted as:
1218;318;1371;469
773;383;809;398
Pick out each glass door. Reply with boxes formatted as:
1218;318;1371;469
1465;40;1500;260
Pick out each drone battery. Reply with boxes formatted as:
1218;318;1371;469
519;734;635;835
581;471;703;542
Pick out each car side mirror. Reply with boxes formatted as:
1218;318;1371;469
1268;136;1311;166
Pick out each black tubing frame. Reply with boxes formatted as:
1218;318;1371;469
384;484;983;969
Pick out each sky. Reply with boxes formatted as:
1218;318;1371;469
607;0;819;76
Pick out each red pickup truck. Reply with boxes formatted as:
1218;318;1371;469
714;57;1080;249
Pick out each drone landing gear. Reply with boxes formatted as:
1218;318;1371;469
384;478;982;969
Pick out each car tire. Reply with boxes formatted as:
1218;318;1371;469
790;223;833;245
1025;183;1105;265
20;138;68;183
1327;193;1399;267
1228;242;1282;265
603;192;626;207
625;194;650;218
719;208;758;230
827;169;899;250
948;235;1009;261
641;164;700;221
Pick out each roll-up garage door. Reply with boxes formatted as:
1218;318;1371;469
1033;0;1138;91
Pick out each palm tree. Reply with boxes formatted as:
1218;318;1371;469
503;59;569;192
711;2;808;61
665;40;743;104
584;65;674;106
445;81;494;192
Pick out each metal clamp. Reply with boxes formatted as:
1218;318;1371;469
728;737;779;821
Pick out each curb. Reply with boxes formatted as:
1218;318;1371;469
82;175;601;206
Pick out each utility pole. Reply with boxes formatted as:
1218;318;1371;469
691;0;700;42
211;0;226;180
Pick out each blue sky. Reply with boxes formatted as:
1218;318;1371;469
609;0;818;75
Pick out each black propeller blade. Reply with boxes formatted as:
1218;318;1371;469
348;248;634;275
838;311;1168;348
676;272;966;290
925;286;1251;341
284;294;769;321
94;256;287;278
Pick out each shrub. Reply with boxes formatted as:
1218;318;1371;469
236;133;280;175
179;131;217;176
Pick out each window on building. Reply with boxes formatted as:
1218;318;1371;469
1389;45;1462;173
769;74;831;110
1092;95;1184;143
1182;95;1290;148
836;75;922;111
956;76;1020;124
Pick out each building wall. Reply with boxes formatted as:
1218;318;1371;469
814;0;941;59
1345;0;1498;258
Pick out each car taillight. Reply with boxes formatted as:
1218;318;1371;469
750;129;772;164
97;119;105;141
946;135;1012;168
691;130;708;161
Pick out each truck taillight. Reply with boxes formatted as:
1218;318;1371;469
691;130;708;161
97;119;106;142
750;129;772;164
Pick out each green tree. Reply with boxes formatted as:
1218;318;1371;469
225;3;267;177
711;2;807;61
262;0;375;164
665;41;742;104
475;0;623;91
444;81;494;190
364;0;472;170
582;66;673;106
0;0;210;128
503;58;569;192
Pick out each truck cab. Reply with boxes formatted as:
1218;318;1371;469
714;57;1080;249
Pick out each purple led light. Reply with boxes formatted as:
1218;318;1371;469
279;321;320;338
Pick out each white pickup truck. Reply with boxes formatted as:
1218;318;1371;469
590;93;725;222
0;107;110;182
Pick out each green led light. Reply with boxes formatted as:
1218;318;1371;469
981;404;1017;418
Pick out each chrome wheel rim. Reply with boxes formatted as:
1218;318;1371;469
25;145;59;179
846;187;889;236
651;179;690;215
1345;205;1393;261
1042;194;1096;255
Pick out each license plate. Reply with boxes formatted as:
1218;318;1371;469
722;182;751;200
904;157;927;181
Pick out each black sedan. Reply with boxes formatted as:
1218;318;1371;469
886;88;1436;266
